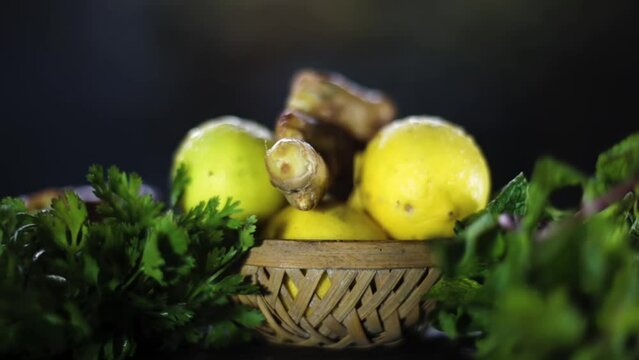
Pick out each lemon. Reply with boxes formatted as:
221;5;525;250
263;201;388;241
173;116;286;219
263;202;387;299
356;116;490;240
347;152;366;211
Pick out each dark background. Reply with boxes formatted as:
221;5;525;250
2;0;637;197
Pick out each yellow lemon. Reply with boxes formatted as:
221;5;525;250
263;202;387;298
263;201;388;241
347;152;366;211
173;116;286;219
356;116;490;240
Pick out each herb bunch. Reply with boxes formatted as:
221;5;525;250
428;133;639;359
0;165;262;359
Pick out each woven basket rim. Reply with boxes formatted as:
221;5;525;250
243;239;437;269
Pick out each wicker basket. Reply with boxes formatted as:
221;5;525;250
236;239;440;348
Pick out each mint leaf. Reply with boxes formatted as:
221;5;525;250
428;277;481;306
488;173;528;217
596;132;639;185
477;288;586;360
428;134;639;359
524;157;586;230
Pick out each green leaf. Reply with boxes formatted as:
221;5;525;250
170;163;190;209
487;173;529;217
153;304;195;330
82;254;100;285
436;310;463;338
200;306;261;349
87;165;163;225
0;197;27;239
596;132;639;185
428;134;639;359
1;165;260;359
595;258;639;358
477;288;586;360
429;277;481;303
457;212;502;275
233;307;264;328
524;157;586;230
204;321;244;348
39;211;70;251
64;302;92;341
141;215;193;285
50;191;88;250
238;215;257;251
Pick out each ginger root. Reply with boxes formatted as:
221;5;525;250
275;110;361;200
265;138;329;211
286;69;396;142
267;69;396;210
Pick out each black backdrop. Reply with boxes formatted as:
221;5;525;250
2;1;637;197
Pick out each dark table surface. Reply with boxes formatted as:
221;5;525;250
156;329;475;360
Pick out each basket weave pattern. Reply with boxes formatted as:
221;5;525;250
237;240;440;348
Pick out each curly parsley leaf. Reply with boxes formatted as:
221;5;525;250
0;165;262;359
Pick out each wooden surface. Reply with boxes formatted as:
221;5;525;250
244;239;436;269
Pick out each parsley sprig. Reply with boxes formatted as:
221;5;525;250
0;165;262;359
428;132;639;359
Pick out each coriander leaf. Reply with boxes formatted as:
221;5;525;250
0;197;28;237
216;197;243;220
142;215;193;285
204;321;246;348
153;304;195;330
50;191;88;250
87;165;163;225
200;306;262;348
39;211;70;251
170;163;190;209
1;165;261;359
238;215;257;251
177;197;242;239
233;306;264;328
